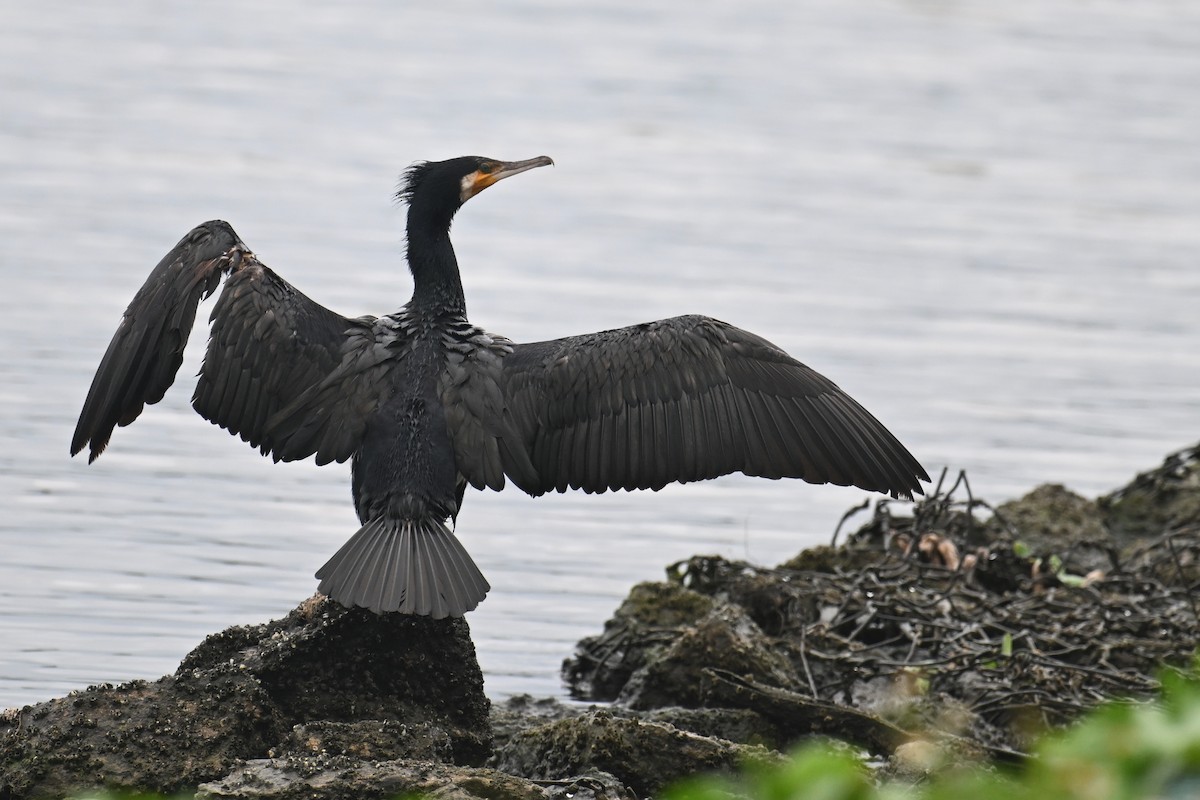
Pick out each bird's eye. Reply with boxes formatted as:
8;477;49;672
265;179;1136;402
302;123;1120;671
478;162;496;174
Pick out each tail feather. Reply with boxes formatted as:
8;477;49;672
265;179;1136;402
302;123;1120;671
316;517;489;617
427;528;473;615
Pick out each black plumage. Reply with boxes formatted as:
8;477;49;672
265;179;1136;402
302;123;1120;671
71;155;929;618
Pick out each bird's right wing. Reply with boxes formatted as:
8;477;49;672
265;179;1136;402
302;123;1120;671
499;315;929;499
72;220;383;465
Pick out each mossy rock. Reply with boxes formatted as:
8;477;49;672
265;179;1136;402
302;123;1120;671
1100;442;1200;539
618;604;799;710
778;544;891;574
563;582;714;701
991;484;1113;574
492;710;775;797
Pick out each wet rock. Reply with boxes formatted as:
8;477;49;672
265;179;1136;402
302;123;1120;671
277;720;454;763
0;595;490;799
8;445;1200;798
1120;528;1200;588
617;603;798;710
991;484;1114;575
993;484;1107;547
714;569;820;637
193;691;585;800
1100;442;1200;540
492;709;775;797
524;771;634;800
563;582;714;701
525;771;634;800
177;595;491;764
698;670;909;756
196;758;549;800
778;544;889;574
0;673;284;800
490;696;589;756
491;697;781;776
642;707;781;749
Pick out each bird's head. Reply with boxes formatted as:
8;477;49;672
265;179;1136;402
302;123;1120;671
398;155;554;228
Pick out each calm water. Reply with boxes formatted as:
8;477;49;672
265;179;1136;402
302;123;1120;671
2;0;1198;710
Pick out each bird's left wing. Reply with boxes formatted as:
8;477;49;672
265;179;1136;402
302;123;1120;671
498;314;929;499
72;220;379;465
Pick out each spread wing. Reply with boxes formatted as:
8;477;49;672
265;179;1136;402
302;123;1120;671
499;315;929;498
72;220;382;465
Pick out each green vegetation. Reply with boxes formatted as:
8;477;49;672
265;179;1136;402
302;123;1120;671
665;662;1200;800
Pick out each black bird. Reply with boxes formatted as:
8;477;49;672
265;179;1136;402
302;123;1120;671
71;155;929;618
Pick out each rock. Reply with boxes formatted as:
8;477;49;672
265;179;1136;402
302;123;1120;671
194;694;604;800
617;604;798;710
196;759;550;800
8;444;1200;798
493;696;780;755
0;595;490;799
1100;442;1200;540
1119;529;1200;588
277;720;455;763
991;483;1114;575
563;582;714;701
698;670;909;756
642;707;781;749
780;544;890;575
0;673;284;800
178;595;491;764
492;709;775;797
490;695;586;755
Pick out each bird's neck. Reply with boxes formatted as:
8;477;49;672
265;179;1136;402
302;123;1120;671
406;225;467;316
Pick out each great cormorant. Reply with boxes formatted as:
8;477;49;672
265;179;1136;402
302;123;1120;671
71;155;929;618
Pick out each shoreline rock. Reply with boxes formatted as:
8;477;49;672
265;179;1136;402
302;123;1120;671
3;442;1197;799
1;597;491;798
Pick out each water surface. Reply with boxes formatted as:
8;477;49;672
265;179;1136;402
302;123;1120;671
2;0;1198;709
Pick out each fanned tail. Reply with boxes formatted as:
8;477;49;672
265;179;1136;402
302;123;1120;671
315;517;490;618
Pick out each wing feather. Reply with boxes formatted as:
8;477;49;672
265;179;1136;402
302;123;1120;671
73;221;243;461
72;220;382;466
500;314;928;499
